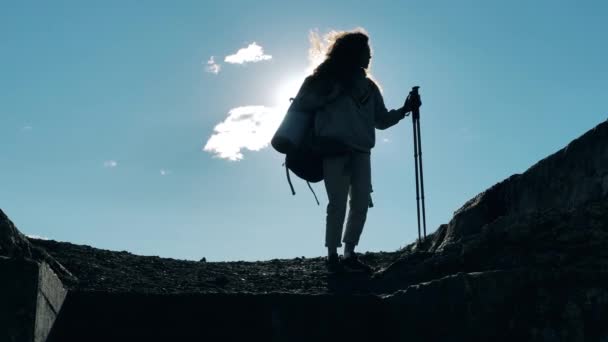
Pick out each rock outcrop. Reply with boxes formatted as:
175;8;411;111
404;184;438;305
0;209;33;258
372;119;608;340
383;269;608;341
0;209;76;285
374;197;608;292
431;119;608;250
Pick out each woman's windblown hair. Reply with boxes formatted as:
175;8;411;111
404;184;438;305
309;28;372;83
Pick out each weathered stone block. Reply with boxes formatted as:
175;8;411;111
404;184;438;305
0;257;38;342
438;119;608;249
0;257;67;342
0;209;32;258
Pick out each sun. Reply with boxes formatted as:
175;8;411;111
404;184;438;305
274;74;306;111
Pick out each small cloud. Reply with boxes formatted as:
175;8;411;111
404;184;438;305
382;138;390;143
103;160;118;168
26;234;49;240
21;125;33;132
203;105;283;161
224;42;272;65
205;56;221;74
160;169;171;176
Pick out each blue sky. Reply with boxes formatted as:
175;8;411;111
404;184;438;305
1;1;606;261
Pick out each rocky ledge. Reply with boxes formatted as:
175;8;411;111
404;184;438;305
27;237;400;295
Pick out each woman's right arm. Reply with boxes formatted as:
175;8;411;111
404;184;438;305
372;82;408;130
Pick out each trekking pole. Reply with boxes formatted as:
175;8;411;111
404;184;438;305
409;86;427;242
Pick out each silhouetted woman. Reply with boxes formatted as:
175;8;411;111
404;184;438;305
292;30;419;273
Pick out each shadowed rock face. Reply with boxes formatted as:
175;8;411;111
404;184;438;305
0;209;76;284
434;119;608;250
375;120;608;288
371;119;608;340
0;209;32;258
374;199;608;291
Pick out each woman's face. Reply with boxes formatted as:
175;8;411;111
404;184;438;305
358;45;371;69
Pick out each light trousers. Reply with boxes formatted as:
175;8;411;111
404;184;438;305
323;151;371;248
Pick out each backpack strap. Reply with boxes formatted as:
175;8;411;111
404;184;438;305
284;158;296;196
307;181;320;206
284;157;320;206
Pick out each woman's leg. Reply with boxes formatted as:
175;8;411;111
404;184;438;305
343;152;371;248
323;154;351;249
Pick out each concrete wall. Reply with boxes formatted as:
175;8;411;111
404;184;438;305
0;257;67;342
48;291;389;342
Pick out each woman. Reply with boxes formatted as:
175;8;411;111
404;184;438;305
292;30;420;273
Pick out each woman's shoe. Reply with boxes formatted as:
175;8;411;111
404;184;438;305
326;254;344;273
342;253;373;273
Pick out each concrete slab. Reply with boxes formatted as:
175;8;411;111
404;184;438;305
0;257;67;342
34;262;67;342
0;257;38;342
47;291;389;342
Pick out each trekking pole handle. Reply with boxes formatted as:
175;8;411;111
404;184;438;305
409;86;421;120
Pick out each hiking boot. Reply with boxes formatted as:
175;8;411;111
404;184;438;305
326;254;343;273
342;253;373;273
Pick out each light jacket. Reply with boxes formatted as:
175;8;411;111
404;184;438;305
292;73;405;153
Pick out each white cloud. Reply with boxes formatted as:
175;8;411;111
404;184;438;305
383;138;390;143
21;125;32;131
203;105;284;161
103;160;118;168
160;169;171;176
224;42;272;65
205;56;221;74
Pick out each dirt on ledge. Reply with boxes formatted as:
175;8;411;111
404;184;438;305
29;238;403;295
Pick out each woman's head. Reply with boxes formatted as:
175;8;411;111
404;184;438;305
312;29;372;81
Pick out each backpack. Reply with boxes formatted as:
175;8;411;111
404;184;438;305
271;100;323;205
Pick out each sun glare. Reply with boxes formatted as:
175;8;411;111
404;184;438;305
275;75;306;111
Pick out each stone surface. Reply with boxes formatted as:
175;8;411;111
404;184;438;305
37;262;68;315
383;270;608;341
0;209;76;285
47;292;390;342
29;237;399;294
369;118;608;340
34;262;67;342
436;119;608;249
0;209;32;258
0;257;67;342
374;199;608;293
0;257;38;342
